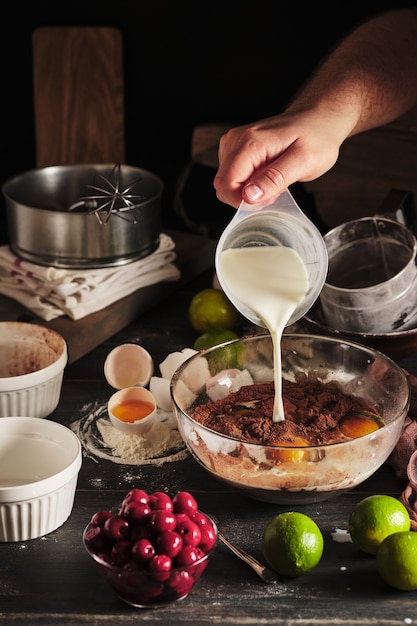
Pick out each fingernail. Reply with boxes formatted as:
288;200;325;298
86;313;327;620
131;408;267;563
244;184;263;201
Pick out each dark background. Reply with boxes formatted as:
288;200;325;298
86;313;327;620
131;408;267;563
0;1;415;242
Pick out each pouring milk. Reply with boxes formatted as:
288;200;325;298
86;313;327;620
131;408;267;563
219;246;309;421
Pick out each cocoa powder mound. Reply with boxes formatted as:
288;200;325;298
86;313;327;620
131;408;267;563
190;373;376;446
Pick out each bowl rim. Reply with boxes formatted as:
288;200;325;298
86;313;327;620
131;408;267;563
170;332;410;450
0;322;67;391
304;300;417;340
0;417;82;502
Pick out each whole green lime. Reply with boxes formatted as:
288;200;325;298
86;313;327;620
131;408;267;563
262;511;324;577
348;494;410;555
188;288;237;333
193;328;239;351
377;531;417;591
194;329;245;374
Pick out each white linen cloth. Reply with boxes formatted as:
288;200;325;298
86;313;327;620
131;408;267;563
0;233;180;321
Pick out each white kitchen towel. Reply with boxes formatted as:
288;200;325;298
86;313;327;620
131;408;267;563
0;233;180;321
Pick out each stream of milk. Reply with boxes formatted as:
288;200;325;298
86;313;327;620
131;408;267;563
219;246;309;421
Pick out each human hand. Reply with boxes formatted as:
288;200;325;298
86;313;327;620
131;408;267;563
213;110;344;208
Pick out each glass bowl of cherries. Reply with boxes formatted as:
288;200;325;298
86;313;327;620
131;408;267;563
83;489;217;608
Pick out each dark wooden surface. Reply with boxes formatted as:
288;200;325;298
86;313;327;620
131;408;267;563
1;262;416;625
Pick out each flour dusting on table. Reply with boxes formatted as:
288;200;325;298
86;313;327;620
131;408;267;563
70;400;187;465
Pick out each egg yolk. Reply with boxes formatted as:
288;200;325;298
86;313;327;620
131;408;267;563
339;412;382;439
111;401;155;423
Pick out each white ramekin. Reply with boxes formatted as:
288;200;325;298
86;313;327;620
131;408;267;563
0;322;67;418
0;416;82;541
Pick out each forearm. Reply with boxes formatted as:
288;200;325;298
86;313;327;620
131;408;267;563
286;8;417;141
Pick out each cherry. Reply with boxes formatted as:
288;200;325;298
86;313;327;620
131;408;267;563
122;501;151;524
131;538;156;562
103;514;130;541
198;525;217;552
168;569;194;595
175;545;200;566
149;510;176;533
122;488;149;505
176;517;202;546
192;511;211;527
111;540;132;567
149;491;174;512
172;491;198;516
148;554;172;581
156;531;183;558
84;525;109;552
90;510;112;527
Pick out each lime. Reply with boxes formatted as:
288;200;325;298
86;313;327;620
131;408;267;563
188;288;237;333
194;329;245;374
262;511;324;577
193;328;239;350
377;531;417;590
348;494;410;555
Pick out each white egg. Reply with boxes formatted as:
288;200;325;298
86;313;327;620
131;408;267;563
159;348;197;380
149;376;172;411
104;343;154;389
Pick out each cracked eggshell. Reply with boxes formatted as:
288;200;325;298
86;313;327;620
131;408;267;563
149;376;172;411
179;355;211;396
104;343;154;389
206;368;254;401
108;386;157;434
171;378;198;409
159;348;197;380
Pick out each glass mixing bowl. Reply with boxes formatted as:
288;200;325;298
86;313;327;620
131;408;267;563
170;334;409;505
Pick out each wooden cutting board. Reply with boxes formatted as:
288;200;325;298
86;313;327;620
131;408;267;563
0;229;216;363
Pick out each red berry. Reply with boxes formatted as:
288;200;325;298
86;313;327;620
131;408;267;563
168;569;194;595
90;510;112;527
131;537;155;562
176;517;202;547
149;510;176;533
156;531;183;558
148;554;172;581
111;540;132;567
172;491;198;516
104;514;130;541
122;488;149;506
198;525;217;552
175;545;200;566
192;511;211;527
84;525;109;552
122;501;151;524
149;491;173;512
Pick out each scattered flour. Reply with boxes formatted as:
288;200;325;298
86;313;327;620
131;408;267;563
70;401;187;465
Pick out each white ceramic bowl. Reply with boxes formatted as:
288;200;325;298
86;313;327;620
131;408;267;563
0;322;67;417
0;416;82;541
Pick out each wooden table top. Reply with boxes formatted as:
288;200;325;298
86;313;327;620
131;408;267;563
1;260;416;625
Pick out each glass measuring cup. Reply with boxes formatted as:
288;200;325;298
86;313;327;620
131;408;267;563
215;190;328;328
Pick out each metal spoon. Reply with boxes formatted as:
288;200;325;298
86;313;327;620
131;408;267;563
218;531;278;584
